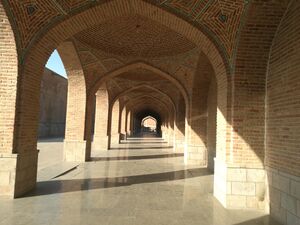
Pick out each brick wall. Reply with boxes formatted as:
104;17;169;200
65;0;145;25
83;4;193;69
229;1;287;168
38;68;67;138
93;84;109;150
266;1;300;224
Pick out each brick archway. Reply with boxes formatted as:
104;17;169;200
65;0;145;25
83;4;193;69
0;0;230;197
15;0;229;167
124;95;172;121
90;62;189;107
111;84;176;113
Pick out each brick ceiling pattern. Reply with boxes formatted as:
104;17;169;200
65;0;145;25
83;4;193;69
74;15;196;58
160;0;245;56
5;0;246;59
116;69;164;82
108;74;181;104
73;39;201;93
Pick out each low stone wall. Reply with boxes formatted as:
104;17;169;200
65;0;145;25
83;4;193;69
214;158;267;210
38;69;67;138
267;166;300;225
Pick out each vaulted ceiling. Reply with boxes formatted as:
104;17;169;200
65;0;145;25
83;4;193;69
4;0;246;60
75;15;196;58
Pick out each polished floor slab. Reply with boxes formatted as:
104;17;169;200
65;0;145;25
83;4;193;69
0;138;281;225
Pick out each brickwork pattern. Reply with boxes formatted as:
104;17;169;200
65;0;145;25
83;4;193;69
109;100;120;147
0;3;18;154
93;84;109;151
38;69;67;138
266;2;300;224
229;0;289;168
266;0;300;177
4;0;246;61
3;4;300;224
207;76;217;171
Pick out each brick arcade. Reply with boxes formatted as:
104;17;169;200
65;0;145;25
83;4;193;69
0;1;300;224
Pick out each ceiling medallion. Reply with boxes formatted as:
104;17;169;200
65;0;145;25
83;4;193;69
26;4;38;16
219;14;228;23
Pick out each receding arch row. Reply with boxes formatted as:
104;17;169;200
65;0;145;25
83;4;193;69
124;95;172;121
89;62;189;107
142;116;157;126
1;4;231;194
0;0;229;200
13;0;230;154
111;84;177;113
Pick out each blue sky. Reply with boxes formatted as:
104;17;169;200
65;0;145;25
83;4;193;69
45;50;67;78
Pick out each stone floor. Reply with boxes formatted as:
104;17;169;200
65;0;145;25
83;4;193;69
0;138;281;225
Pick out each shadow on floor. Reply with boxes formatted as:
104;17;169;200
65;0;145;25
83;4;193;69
91;153;184;161
24;168;211;197
38;138;64;143
120;141;168;144
233;216;282;225
109;146;173;150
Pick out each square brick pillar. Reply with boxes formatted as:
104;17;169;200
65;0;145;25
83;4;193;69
166;125;174;146
125;110;132;138
93;86;109;151
120;106;127;141
109;100;121;148
63;65;88;162
174;123;185;153
212;117;267;210
162;125;168;140
185;115;207;166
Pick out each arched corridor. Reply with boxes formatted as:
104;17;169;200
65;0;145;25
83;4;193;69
0;1;300;224
0;139;280;225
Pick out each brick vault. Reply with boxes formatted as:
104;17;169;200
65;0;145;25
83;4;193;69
0;1;299;224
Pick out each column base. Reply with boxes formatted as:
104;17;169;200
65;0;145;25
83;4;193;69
92;136;109;151
110;133;120;148
266;166;300;225
120;133;126;141
0;150;38;198
64;140;87;162
186;145;207;166
168;134;174;147
214;158;267;210
174;141;185;153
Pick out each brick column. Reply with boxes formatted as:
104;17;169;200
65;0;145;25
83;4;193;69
109;100;120;148
207;78;217;171
174;120;185;152
93;84;109;151
213;69;266;211
185;61;210;166
129;111;134;135
185;113;207;166
174;99;186;152
126;110;131;137
0;4;24;197
58;42;88;162
163;123;170;140
167;119;175;146
120;106;127;141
